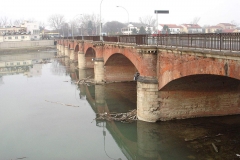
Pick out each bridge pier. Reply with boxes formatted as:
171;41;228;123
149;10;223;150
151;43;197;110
64;46;68;57
95;85;107;113
78;52;85;69
69;49;74;61
61;45;65;55
94;58;104;84
137;121;159;159
137;78;159;122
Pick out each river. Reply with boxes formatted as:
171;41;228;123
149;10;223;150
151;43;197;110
0;51;240;160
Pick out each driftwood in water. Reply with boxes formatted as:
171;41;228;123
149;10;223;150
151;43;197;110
95;109;137;123
212;143;218;153
45;100;79;107
76;76;93;86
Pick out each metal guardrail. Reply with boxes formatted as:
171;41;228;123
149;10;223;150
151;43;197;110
62;33;240;51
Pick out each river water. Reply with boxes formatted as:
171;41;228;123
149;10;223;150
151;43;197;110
0;51;240;160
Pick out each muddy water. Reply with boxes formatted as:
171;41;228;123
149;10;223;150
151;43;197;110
0;52;240;160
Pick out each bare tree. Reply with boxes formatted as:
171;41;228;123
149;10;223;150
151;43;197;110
48;14;65;30
75;13;100;35
139;15;156;27
191;17;201;24
13;19;25;26
1;16;9;26
102;21;126;35
231;20;239;27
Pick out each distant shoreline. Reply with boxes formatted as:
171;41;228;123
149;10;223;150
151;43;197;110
0;46;56;54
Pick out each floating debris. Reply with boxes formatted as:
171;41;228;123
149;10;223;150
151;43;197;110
17;157;27;160
76;76;93;86
95;109;137;123
212;143;218;153
45;100;79;107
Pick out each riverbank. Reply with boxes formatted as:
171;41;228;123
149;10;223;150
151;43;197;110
0;40;56;54
0;46;56;54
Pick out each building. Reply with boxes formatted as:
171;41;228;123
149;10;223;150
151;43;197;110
222;29;238;33
1;34;31;42
0;26;31;42
121;24;139;35
40;29;60;39
216;23;236;30
205;26;223;33
21;21;40;40
181;24;203;33
158;24;182;34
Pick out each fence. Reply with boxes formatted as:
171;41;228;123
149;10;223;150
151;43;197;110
63;33;240;51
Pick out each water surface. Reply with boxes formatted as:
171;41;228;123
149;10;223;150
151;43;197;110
1;52;240;160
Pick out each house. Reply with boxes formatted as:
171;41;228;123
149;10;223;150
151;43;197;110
205;26;223;33
181;24;203;33
145;26;154;34
121;24;139;35
1;34;31;42
158;24;182;34
21;21;40;40
222;29;238;33
216;23;236;30
40;29;60;39
0;26;31;42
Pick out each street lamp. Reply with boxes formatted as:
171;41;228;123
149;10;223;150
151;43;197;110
100;0;103;41
116;6;129;25
72;14;83;40
154;10;169;34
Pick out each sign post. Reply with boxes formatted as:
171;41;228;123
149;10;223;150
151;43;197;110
154;10;169;34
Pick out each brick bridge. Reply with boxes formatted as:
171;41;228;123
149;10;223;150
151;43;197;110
57;33;240;122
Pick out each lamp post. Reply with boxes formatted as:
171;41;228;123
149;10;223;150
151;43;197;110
72;14;83;40
61;25;64;38
116;6;129;25
100;0;103;41
154;10;169;34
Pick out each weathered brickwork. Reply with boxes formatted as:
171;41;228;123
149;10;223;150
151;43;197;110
158;49;240;90
57;40;240;122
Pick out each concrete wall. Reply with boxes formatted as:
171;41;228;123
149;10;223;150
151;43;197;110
0;40;54;49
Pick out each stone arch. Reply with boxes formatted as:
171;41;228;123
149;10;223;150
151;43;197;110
104;53;138;82
158;50;240;90
85;47;96;68
74;44;79;52
158;74;240;120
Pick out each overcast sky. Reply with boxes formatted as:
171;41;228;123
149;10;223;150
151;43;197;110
1;0;240;26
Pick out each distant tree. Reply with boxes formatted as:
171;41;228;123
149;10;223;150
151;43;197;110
139;15;156;28
132;28;138;34
102;21;126;35
87;21;93;35
162;25;170;34
39;22;45;32
13;19;25;26
191;17;201;24
1;16;9;26
231;20;239;27
138;26;146;34
146;27;152;34
48;14;65;30
75;13;100;36
215;29;222;33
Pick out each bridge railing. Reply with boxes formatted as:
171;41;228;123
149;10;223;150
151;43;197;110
63;33;240;51
118;33;240;51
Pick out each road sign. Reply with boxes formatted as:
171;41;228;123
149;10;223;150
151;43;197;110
154;10;169;14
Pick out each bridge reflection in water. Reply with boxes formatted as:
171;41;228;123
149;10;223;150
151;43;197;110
58;57;240;160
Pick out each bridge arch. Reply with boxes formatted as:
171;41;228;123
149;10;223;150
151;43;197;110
74;44;79;52
104;53;138;82
158;50;240;90
85;47;96;68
